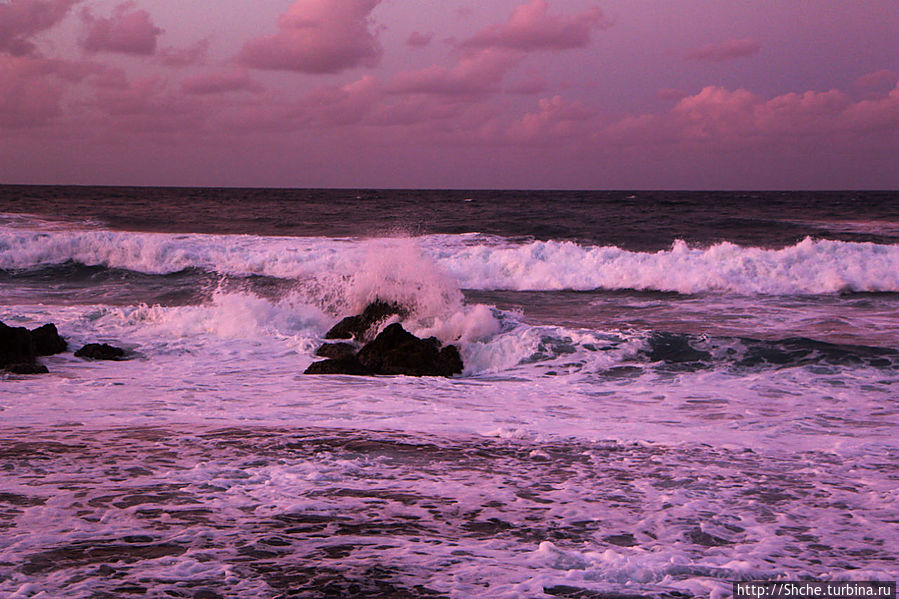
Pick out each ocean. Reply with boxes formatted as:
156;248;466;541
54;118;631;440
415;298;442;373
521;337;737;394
1;186;897;598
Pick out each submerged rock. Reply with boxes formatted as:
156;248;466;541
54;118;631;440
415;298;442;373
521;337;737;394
6;361;49;375
307;303;463;377
75;343;127;361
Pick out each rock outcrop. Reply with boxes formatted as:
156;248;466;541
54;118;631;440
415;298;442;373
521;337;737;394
306;303;463;377
30;323;68;356
1;320;67;374
324;300;407;342
314;342;357;360
356;323;463;377
1;319;133;372
305;355;370;375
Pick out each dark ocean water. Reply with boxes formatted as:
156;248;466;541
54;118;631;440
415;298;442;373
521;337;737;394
1;186;898;598
4;185;899;248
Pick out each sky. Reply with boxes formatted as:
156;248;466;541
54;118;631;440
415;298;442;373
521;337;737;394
0;0;897;189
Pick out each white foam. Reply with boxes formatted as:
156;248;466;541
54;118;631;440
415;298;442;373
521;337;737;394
439;237;899;294
4;219;899;295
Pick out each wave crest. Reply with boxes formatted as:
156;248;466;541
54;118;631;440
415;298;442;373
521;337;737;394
442;237;899;295
3;221;899;295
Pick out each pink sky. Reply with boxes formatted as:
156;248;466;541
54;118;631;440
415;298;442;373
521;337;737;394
1;0;897;188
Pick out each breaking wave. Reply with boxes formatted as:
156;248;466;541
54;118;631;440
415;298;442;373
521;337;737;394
3;218;899;295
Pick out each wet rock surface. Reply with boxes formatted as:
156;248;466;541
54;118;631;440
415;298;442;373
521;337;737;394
307;303;463;377
1;320;67;374
1;320;136;373
4;361;49;374
324;300;407;342
356;323;463;377
30;323;68;356
75;343;127;360
304;355;370;376
314;342;357;360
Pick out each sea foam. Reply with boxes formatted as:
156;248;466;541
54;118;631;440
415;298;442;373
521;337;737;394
4;218;899;295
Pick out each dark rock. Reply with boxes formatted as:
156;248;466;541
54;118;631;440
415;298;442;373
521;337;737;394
357;323;463;377
323;315;362;340
324;300;407;341
1;321;44;374
75;343;127;360
30;323;67;356
315;342;357;360
436;345;464;376
309;302;463;377
6;362;49;374
324;315;364;341
305;356;372;375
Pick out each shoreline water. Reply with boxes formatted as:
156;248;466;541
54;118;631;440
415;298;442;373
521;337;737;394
2;188;897;597
2;424;896;598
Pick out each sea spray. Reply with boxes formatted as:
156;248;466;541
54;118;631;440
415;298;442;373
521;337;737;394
341;237;502;344
345;237;463;319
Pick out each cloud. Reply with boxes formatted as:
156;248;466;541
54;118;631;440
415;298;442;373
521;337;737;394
0;55;65;127
855;69;897;93
239;0;382;74
685;38;761;62
508;95;593;142
389;48;520;97
298;75;382;126
460;0;609;52
0;53;111;130
406;31;433;48
606;84;899;151
0;0;80;56
80;2;163;55
93;75;204;133
507;76;548;95
843;83;899;132
223;75;386;133
181;69;263;95
159;39;209;68
673;86;856;141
